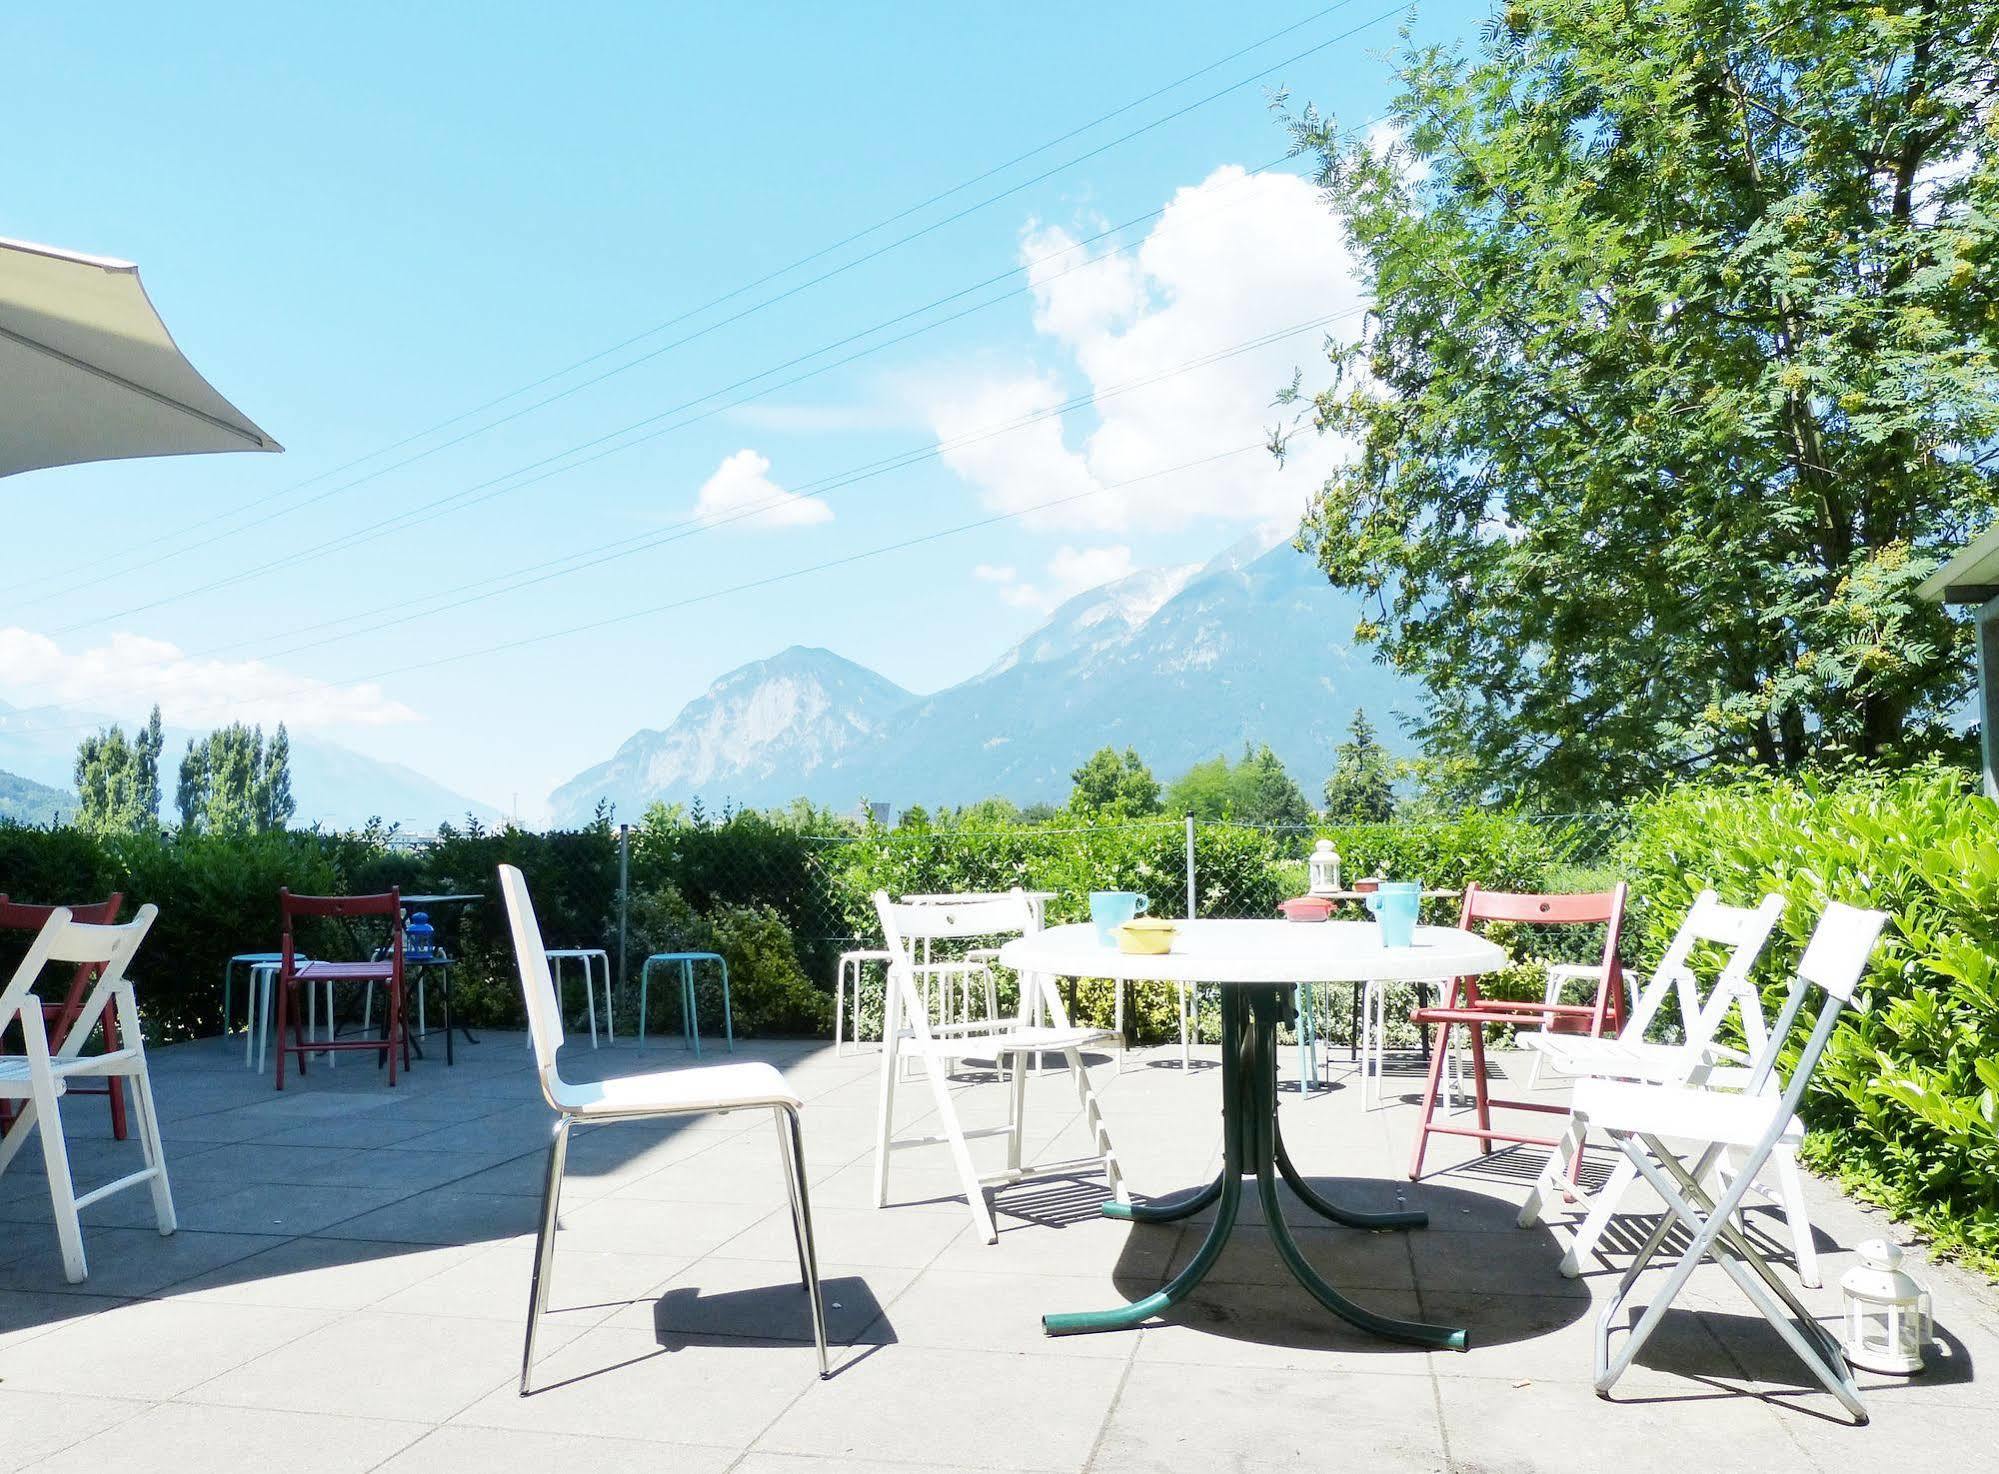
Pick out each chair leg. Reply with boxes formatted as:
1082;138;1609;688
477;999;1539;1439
1179;982;1192;1071
778;1106;830;1378
638;962;651;1049
1060;1046;1125;1204
1520;1110;1588;1229
274;978;291;1090
520;1114;572;1396
681;961;699;1059
834;959;848;1056
919;1050;999;1243
1769;1145;1822;1288
872;1027;900;1209
1407;1017;1455;1178
718;959;734;1054
29;1075;88;1282
1006;1043;1030;1176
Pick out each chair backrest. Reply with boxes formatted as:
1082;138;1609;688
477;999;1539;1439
1;904;159;1058
497;864;566;1091
1746;901;1888;1120
879;890;1039;944
280;888;401;969
1626;890;1786;1051
1460;882;1628;1020
0;893;124;1044
872;888;1042;1036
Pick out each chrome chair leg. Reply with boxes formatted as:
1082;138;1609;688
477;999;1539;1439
779;1106;830;1377
520;1113;572;1395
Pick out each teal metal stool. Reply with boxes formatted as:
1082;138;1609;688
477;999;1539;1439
638;951;733;1056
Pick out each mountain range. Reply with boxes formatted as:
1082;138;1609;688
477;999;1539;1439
550;537;1421;822
0;699;497;833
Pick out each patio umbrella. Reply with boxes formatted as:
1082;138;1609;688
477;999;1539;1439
0;235;281;480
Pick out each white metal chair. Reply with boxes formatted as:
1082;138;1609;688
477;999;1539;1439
872;889;1125;1243
1532;901;1886;1422
833;948;895;1054
1518;890;1823;1284
546;947;614;1048
498;865;827;1392
1351;977;1465;1109
0;904;175;1283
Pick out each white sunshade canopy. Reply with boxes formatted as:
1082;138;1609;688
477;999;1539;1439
0;235;280;479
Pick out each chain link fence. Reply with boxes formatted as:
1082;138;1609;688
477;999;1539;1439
368;809;1625;1047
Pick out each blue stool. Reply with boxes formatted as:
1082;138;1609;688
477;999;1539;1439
638;952;733;1056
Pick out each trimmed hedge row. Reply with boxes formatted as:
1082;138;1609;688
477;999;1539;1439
1614;765;1999;1274
11;776;1994;1275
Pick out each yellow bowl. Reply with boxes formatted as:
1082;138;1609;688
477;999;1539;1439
1115;918;1177;955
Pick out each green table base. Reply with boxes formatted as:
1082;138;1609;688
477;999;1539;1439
1044;984;1468;1352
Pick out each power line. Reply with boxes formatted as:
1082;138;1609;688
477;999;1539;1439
2;310;1356;720
48;153;1324;635
5;445;1264;739
6;2;1394;602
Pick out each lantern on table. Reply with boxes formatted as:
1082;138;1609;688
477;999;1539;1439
1839;1239;1932;1375
1307;840;1342;898
405;911;436;960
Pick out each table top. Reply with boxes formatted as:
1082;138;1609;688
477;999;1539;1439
998;919;1508;985
399;894;483;908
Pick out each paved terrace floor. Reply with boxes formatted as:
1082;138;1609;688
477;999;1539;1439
1;1024;1995;1474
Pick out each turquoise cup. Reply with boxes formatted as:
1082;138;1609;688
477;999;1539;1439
1089;891;1149;946
1366;881;1422;948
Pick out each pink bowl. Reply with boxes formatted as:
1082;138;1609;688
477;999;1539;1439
1277;896;1334;924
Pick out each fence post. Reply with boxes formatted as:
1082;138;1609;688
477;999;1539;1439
617;822;630;1002
1184;812;1197;919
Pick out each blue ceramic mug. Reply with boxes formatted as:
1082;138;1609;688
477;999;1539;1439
1089;891;1150;946
1365;881;1421;948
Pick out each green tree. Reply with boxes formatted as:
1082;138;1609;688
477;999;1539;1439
1164;755;1234;819
1323;708;1397;822
261;723;296;830
73;705;165;833
1068;746;1163;817
1232;743;1314;829
176;722;295;834
1166;744;1313;827
1283;0;1999;805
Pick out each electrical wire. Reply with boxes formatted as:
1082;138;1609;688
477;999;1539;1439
4;2;1394;601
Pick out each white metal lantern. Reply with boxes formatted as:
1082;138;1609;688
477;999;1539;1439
1307;840;1342;897
1839;1239;1932;1375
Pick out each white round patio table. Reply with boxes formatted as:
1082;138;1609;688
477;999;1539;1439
998;919;1508;1351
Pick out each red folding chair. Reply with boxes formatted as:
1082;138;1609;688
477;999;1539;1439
273;889;409;1090
1407;882;1628;1179
0;894;128;1140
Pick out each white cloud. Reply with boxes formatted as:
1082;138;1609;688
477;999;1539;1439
693;449;833;529
0;626;418;731
975;544;1135;613
924;165;1367;535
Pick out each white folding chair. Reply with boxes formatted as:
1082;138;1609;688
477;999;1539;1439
1540;901;1886;1422
1518;890;1824;1284
0;904;175;1283
499;865;828;1392
872;889;1125;1243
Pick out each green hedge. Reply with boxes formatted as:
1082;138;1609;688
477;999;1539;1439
1616;765;1999;1274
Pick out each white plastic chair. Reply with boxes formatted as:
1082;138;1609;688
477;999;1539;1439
872;889;1124;1243
498;865;827;1392
1518;890;1823;1284
0;904;175;1283
1536;901;1886;1422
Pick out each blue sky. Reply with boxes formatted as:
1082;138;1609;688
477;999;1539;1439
1;1;1482;816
